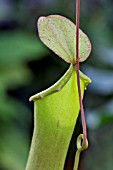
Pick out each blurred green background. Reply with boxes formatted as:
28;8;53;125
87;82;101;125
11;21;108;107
0;0;113;170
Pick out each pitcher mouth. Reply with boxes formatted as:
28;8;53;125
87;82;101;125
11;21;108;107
29;65;91;102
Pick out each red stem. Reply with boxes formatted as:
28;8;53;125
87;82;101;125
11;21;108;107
75;0;87;144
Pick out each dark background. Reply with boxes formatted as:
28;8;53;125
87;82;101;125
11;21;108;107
0;0;113;170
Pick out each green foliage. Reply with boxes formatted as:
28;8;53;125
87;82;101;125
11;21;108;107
0;31;49;170
0;31;49;66
1;1;113;169
0;30;48;119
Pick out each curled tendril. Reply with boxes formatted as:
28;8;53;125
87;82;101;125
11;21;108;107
74;134;88;170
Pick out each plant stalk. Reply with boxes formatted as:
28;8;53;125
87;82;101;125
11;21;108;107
75;0;87;147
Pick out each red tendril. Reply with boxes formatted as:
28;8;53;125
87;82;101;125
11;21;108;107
75;0;87;147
